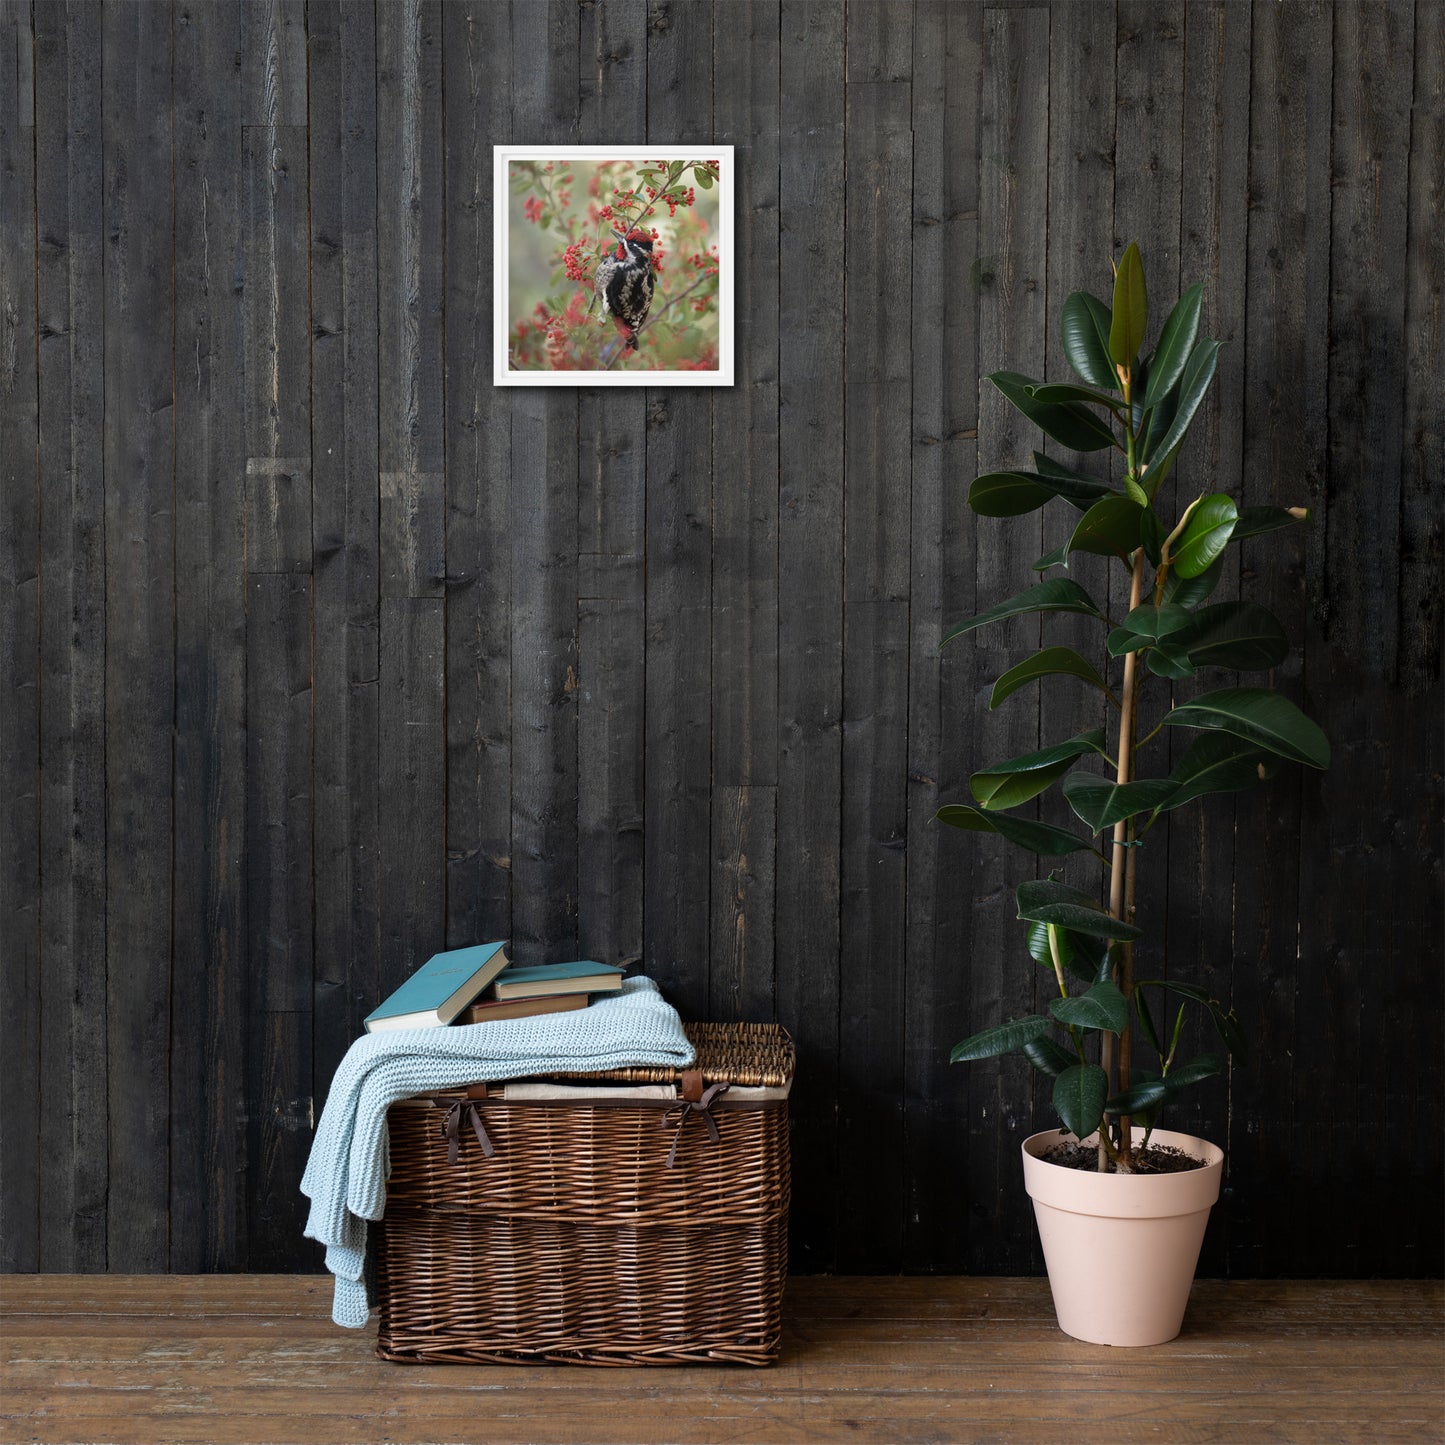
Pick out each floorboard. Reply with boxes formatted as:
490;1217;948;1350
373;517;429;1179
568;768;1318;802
1;1276;1439;1444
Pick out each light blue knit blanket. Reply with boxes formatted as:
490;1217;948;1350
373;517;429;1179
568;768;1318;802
301;976;694;1327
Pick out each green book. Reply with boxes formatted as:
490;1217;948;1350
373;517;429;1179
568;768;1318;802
364;941;511;1032
491;960;625;1002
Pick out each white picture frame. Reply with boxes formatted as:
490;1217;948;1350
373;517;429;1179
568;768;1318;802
493;144;735;387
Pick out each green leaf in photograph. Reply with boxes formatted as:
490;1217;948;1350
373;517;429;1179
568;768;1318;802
1032;542;1070;571
1105;1077;1170;1114
1109;242;1148;367
1064;496;1147;562
1061;291;1117;389
1160;555;1224;608
1164;1055;1223;1090
1140;337;1221;465
950;1015;1052;1063
941;579;1106;647
1172;493;1238;577
936;804;1096;857
989;646;1114;709
988;371;1119;453
1144;641;1198;680
1174;601;1289;671
1142;284;1203;408
1051;980;1130;1034
1054;1064;1108;1140
1062;772;1178;833
1158;733;1276;813
1026;381;1127;412
967;468;1115;517
1113;602;1195;646
1164;687;1330;768
1232;505;1311;540
1023;1035;1077;1077
1016;879;1143;940
970;730;1107;811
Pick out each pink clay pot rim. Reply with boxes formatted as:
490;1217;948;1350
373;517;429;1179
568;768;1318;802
1022;1125;1224;1220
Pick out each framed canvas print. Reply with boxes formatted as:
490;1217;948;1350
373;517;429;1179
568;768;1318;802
493;145;734;386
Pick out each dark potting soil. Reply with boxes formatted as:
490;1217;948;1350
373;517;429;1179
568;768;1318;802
1040;1139;1209;1175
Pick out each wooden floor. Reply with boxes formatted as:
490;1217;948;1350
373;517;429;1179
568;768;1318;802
1;1276;1441;1445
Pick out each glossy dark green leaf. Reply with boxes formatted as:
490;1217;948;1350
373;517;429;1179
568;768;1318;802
1054;1064;1108;1139
1172;493;1238;578
1142;337;1221;466
990;646;1113;709
1164;1054;1222;1090
1157;733;1274;812
970;729;1107;810
988;371;1118;453
1065;496;1147;563
1164;686;1330;768
936;804;1096;857
1027;920;1101;983
968;468;1116;517
1140;980;1250;1064
1160;556;1223;608
1033;451;1109;485
1232;505;1311;540
1135;987;1163;1053
1033;542;1069;571
1116;603;1195;643
950;1015;1052;1063
1105;1077;1169;1114
1109;242;1148;367
1026;381;1126;412
1142;284;1203;408
942;580;1106;647
1061;291;1117;389
1051;980;1129;1034
1016;879;1143;940
1174;601;1289;671
1144;641;1198;680
1023;1035;1077;1077
1139;505;1165;565
1062;772;1178;833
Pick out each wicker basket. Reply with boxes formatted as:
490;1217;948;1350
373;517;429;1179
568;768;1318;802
374;1021;793;1366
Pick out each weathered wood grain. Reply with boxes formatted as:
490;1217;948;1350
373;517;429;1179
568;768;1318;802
966;2;1053;1275
443;0;513;953
710;0;779;1022
0;0;40;1276
776;0;845;1274
101;0;174;1272
576;0;646;972
170;0;249;1273
642;0;714;1020
837;5;913;1272
309;0;382;1096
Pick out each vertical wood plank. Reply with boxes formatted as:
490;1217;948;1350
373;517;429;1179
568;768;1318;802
1306;0;1417;1276
965;2;1050;1274
838;1;913;1273
0;0;40;1274
710;0;779;1022
244;574;312;1268
171;0;249;1271
508;0;581;967
643;0;713;1018
444;0;513;953
242;0;310;574
36;0;107;1273
904;0;983;1275
310;0;382;1092
378;0;444;601
776;0;845;1273
1164;0;1251;1269
576;0;646;972
102;0;173;1272
1233;0;1333;1276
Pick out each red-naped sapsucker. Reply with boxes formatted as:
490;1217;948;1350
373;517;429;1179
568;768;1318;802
594;226;656;352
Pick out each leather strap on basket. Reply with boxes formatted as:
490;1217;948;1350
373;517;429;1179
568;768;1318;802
443;1098;496;1165
662;1081;729;1169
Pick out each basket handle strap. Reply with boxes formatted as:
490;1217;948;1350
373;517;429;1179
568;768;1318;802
663;1081;729;1169
444;1099;496;1165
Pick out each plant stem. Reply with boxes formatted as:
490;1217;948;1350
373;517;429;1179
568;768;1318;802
1102;544;1147;1172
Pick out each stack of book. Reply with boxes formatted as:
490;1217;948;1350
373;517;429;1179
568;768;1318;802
363;941;625;1033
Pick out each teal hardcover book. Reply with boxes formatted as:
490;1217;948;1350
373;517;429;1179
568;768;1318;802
363;941;511;1032
491;960;625;1001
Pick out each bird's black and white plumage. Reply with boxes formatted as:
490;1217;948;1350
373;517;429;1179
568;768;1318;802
594;226;656;352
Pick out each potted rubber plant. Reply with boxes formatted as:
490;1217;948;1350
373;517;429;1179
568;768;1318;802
940;243;1329;1346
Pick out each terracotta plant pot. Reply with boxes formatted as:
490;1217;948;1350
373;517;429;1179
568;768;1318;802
1021;1126;1224;1347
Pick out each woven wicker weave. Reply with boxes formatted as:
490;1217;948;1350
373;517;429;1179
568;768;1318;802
375;1021;792;1366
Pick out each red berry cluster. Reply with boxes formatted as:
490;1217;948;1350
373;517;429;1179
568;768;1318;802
523;195;543;224
563;240;589;282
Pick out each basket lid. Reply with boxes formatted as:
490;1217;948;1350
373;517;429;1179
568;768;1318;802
547;1020;794;1089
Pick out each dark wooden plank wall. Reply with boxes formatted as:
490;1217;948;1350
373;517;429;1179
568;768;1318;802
0;0;1439;1279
